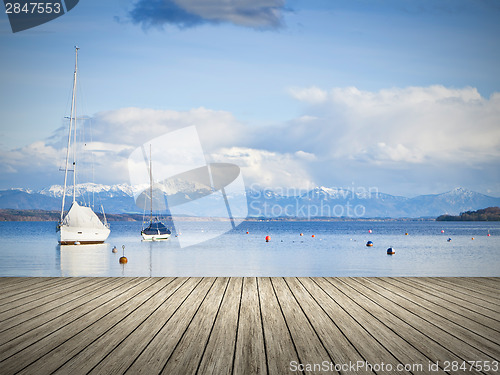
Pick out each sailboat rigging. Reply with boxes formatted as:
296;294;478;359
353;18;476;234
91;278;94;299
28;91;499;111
57;47;110;245
141;145;171;241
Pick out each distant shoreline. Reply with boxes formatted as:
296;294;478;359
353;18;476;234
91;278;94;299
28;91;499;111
0;208;437;222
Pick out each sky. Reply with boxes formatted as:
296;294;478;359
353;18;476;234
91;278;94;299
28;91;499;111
1;0;499;197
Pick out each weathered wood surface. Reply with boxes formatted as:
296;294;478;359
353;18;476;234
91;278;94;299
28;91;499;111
0;277;498;375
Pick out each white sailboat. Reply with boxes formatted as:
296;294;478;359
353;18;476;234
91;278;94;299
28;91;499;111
57;47;110;245
141;145;171;241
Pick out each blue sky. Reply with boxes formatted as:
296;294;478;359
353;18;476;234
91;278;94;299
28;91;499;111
1;0;499;197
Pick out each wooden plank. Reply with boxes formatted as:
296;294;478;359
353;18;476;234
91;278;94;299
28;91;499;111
0;278;59;300
15;278;171;375
401;277;500;318
196;277;242;375
0;278;72;309
447;277;500;297
285;277;372;375
0;277;55;291
271;277;336;375
381;278;500;355
0;278;107;329
326;277;447;374
0;278;134;350
0;278;157;375
317;277;423;375
233;277;267;375
0;277;498;375
363;278;500;367
431;277;500;299
87;277;202;375
161;277;230;374
386;278;500;336
258;277;299;375
301;277;403;373
428;278;500;307
124;278;215;375
0;277;87;314
481;277;500;286
345;278;482;375
50;278;185;375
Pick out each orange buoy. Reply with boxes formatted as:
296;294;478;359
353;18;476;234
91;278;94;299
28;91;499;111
265;235;271;242
300;233;303;236
246;231;249;234
471;237;475;240
119;245;127;264
405;232;408;235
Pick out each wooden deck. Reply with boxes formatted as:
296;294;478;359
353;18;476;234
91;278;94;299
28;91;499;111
0;277;498;375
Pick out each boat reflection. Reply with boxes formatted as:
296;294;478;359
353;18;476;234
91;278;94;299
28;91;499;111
58;243;110;277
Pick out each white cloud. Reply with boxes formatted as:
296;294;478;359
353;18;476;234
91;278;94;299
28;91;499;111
288;86;328;104
93;107;243;152
209;147;315;190
287;85;500;165
2;86;499;196
295;150;316;161
278;85;500;195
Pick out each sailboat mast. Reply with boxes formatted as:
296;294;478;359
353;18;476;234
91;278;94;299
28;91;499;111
149;144;153;223
60;46;79;221
71;47;79;203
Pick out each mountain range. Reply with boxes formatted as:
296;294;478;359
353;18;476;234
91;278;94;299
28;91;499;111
1;184;499;219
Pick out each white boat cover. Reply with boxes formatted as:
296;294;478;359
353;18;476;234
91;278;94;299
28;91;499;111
62;201;107;229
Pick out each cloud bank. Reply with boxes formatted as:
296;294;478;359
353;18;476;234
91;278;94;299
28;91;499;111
286;85;500;165
2;85;499;196
128;0;287;30
284;85;500;194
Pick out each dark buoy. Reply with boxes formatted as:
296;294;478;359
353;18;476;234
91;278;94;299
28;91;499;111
119;245;128;264
405;232;409;236
265;235;271;242
387;247;395;255
366;241;374;247
447;238;452;242
112;246;118;253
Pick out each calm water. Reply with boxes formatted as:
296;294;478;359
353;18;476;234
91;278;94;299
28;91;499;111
0;221;499;277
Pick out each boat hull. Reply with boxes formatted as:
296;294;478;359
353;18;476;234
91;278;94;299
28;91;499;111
141;232;171;241
59;226;110;245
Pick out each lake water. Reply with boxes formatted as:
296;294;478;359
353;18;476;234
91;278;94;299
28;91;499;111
0;220;499;277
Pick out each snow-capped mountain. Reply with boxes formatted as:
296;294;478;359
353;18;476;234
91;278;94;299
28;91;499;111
1;184;499;218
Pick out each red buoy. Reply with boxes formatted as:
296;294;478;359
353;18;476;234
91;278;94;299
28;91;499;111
311;234;315;238
246;231;249;234
265;235;271;242
368;229;372;233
